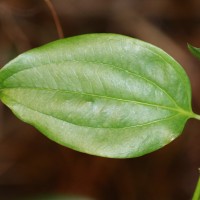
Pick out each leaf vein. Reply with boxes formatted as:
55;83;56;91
2;59;181;108
3;87;184;114
6;92;180;129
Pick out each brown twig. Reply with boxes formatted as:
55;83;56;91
44;0;64;39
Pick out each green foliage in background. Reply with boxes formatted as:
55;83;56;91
192;174;200;200
188;44;200;60
0;34;199;158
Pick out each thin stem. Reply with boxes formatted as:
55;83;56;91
192;169;200;200
193;114;200;121
0;102;3;136
44;0;64;39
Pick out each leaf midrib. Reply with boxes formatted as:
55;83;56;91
2;86;192;118
2;58;180;108
3;91;183;129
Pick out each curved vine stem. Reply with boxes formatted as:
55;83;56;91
192;170;200;200
44;0;64;39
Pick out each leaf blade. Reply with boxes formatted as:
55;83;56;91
0;34;194;158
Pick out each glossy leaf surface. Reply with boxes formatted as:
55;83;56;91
0;34;197;158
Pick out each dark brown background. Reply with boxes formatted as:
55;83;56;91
0;0;200;199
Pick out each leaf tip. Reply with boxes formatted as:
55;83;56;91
187;43;200;60
187;43;192;50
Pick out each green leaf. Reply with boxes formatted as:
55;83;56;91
188;44;200;60
0;34;197;158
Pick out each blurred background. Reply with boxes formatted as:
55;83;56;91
0;0;200;199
